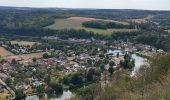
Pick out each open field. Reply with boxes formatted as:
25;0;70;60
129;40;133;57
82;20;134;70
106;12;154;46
46;18;84;29
10;41;39;47
20;52;45;61
46;17;129;30
128;15;154;24
0;47;14;57
46;17;134;35
68;17;129;25
80;27;137;35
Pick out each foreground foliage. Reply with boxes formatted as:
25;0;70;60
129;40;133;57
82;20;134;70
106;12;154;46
73;54;170;100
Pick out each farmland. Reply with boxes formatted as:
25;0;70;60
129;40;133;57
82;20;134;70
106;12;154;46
45;17;134;35
0;47;14;57
10;41;39;47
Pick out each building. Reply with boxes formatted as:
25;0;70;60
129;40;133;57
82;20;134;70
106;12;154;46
5;56;24;63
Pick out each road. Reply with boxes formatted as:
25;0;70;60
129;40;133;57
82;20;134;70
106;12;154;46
0;79;15;99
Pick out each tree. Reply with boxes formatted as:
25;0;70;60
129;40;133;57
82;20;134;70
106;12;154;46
77;84;97;100
99;64;105;72
37;85;45;93
5;78;12;87
11;59;17;65
44;74;51;85
117;52;120;58
71;73;83;86
49;82;63;95
32;57;37;63
123;54;135;71
63;75;71;85
15;89;26;100
109;61;115;67
109;66;114;76
43;53;50;58
87;69;95;82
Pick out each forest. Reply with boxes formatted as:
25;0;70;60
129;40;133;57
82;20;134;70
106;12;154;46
82;20;133;29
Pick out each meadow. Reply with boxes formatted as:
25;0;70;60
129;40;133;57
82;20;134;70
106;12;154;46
0;47;14;57
19;52;45;62
46;17;135;35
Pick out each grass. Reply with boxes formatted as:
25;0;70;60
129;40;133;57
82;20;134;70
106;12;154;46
79;27;137;35
127;15;154;24
45;17;134;35
0;47;14;57
19;52;45;63
45;18;86;29
10;41;39;47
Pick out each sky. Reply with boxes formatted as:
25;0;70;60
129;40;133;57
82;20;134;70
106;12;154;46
0;0;170;10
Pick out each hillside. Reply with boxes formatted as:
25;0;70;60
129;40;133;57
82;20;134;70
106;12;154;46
45;17;135;35
73;54;170;100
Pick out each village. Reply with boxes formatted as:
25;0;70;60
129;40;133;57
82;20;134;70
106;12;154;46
0;38;165;99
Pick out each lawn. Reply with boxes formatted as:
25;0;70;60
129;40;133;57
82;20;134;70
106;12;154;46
45;17;134;35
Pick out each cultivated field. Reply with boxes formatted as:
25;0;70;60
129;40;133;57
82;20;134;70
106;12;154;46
69;17;129;25
10;41;39;47
45;17;133;35
0;47;14;57
46;18;84;29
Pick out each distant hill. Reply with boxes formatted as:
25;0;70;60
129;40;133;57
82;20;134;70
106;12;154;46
0;6;170;19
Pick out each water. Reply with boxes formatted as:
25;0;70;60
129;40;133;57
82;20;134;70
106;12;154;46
131;54;147;76
107;49;147;75
25;90;73;100
107;49;124;56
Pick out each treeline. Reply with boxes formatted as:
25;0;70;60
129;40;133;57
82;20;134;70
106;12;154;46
2;26;170;51
82;20;134;29
66;9;169;20
135;32;170;51
0;9;71;29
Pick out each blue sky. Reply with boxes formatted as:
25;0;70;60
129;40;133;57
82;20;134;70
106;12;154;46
0;0;170;10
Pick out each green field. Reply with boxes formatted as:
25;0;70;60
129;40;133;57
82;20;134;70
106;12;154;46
46;18;84;29
46;17;136;35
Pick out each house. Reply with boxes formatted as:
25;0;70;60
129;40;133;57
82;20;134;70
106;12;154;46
157;49;164;53
15;84;29;90
5;56;24;63
33;81;43;87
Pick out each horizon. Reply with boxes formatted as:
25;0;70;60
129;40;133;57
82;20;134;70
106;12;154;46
0;6;170;11
0;0;170;10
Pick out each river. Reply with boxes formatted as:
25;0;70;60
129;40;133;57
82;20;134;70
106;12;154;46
131;54;147;76
25;90;73;100
107;49;147;75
